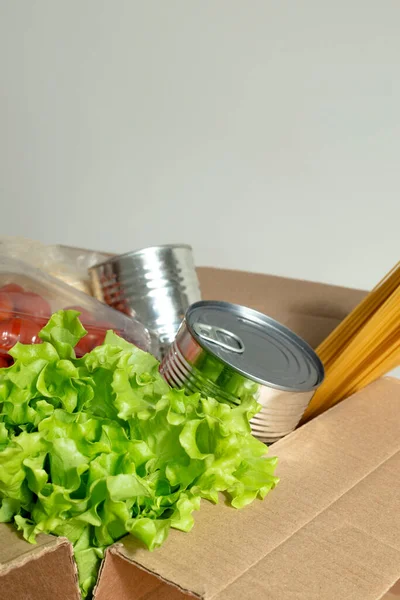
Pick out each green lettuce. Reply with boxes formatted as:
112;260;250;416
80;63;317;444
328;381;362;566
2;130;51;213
0;311;278;598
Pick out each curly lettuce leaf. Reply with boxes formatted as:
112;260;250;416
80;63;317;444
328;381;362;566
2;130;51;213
0;310;279;599
39;310;87;359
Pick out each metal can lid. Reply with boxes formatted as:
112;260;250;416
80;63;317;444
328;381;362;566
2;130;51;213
92;244;193;268
186;301;324;392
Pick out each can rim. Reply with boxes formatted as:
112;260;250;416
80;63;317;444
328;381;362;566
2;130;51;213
185;300;325;393
90;244;193;269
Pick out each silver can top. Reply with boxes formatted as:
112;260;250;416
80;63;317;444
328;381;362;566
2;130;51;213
186;301;324;392
92;244;193;268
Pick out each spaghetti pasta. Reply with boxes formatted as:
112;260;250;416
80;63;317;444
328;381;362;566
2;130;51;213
301;261;400;423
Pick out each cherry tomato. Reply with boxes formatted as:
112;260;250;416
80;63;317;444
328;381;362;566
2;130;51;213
0;317;42;351
0;283;25;294
0;292;13;321
75;327;105;357
0;356;10;368
32;316;48;329
91;320;114;331
114;302;131;316
64;305;95;324
11;292;51;319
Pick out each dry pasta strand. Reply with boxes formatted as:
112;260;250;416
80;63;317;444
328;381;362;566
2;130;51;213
301;261;400;423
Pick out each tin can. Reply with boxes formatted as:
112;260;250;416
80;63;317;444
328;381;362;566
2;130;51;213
160;301;324;443
89;244;201;358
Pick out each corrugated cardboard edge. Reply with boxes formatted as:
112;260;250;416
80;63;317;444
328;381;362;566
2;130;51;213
93;543;201;599
0;529;81;600
0;532;76;577
384;579;400;598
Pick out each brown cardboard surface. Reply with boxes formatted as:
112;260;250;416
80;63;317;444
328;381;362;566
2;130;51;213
95;378;400;600
0;524;79;600
197;267;367;349
197;267;366;332
0;522;57;566
94;550;192;599
385;580;400;599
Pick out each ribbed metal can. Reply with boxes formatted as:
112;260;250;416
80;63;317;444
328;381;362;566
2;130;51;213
89;244;201;358
160;301;324;443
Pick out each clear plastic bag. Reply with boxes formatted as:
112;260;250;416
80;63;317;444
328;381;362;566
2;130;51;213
0;256;151;365
0;237;107;295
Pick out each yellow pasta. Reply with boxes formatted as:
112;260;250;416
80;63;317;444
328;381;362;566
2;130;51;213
301;261;400;423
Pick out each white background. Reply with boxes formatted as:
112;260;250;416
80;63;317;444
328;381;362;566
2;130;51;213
0;1;398;290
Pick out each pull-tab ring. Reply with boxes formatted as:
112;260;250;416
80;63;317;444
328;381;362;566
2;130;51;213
192;322;245;354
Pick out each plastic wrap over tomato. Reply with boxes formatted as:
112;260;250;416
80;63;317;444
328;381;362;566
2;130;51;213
0;257;152;362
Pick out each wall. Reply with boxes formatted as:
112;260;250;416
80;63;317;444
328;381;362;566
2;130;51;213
0;1;398;290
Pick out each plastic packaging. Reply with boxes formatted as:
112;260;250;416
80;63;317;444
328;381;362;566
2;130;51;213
0;237;108;295
0;257;151;364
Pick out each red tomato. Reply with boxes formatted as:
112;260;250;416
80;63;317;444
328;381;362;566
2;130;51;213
113;302;131;316
0;283;25;294
0;318;42;351
11;292;51;319
32;316;48;329
64;305;95;324
0;292;13;321
0;356;10;368
75;328;105;357
91;320;114;331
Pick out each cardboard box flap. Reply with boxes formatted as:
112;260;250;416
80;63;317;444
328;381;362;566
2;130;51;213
0;523;60;569
197;267;366;348
0;524;80;600
219;500;400;600
100;378;400;600
220;444;400;599
197;267;366;320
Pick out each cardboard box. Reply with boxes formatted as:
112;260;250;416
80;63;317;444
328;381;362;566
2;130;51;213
1;267;400;600
0;523;79;600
